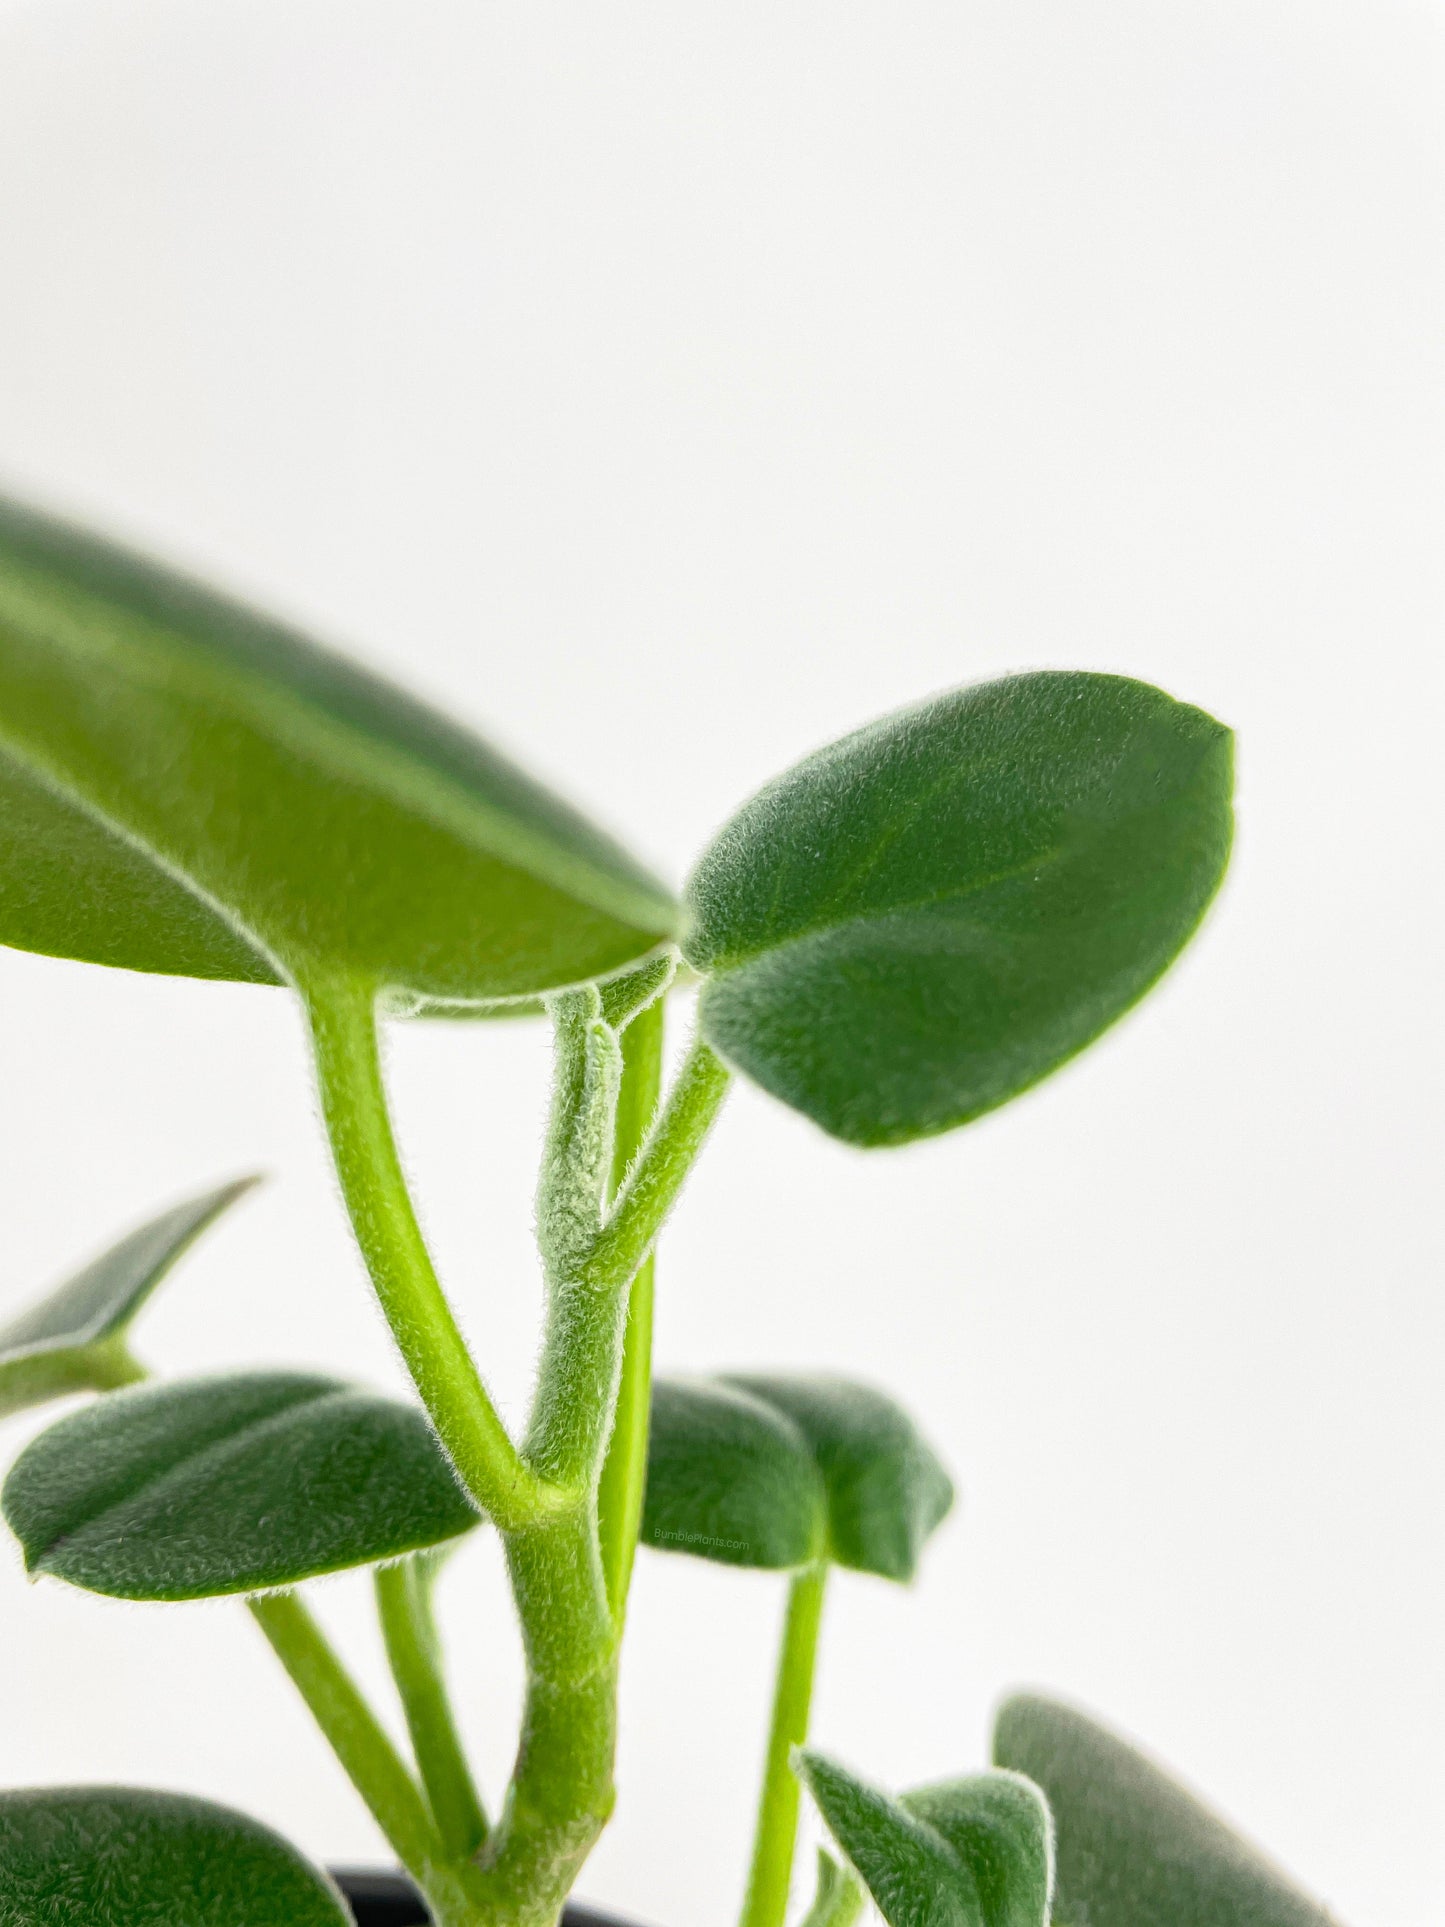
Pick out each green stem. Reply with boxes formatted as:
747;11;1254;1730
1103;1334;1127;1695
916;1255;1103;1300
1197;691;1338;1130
596;996;664;1622
249;1591;443;1888
302;973;556;1533
376;1554;488;1860
581;1034;730;1292
535;988;620;1278
478;1505;619;1927
0;1333;145;1422
740;1563;830;1927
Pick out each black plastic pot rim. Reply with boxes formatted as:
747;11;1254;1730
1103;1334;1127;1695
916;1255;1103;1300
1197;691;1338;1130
330;1867;637;1927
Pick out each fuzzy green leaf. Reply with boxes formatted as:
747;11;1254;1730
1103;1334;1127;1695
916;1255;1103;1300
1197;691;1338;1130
0;497;676;1001
0;1786;348;1924
798;1751;1053;1927
0;1177;258;1421
686;672;1232;1146
2;1372;479;1600
992;1695;1336;1927
641;1375;952;1577
641;1378;824;1569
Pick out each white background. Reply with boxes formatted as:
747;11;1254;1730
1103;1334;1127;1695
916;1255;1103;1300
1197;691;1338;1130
0;4;1442;1923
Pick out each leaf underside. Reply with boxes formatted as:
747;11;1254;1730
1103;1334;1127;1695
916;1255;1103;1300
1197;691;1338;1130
798;1750;1053;1927
685;671;1233;1145
0;1786;348;1925
992;1694;1336;1927
641;1374;952;1578
0;496;676;1001
0;1177;258;1421
2;1372;480;1599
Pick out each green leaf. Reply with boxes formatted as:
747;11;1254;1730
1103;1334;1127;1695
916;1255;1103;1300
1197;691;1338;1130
798;1849;865;1927
685;672;1233;1146
641;1375;952;1577
0;1786;348;1924
0;1177;258;1421
2;1372;480;1599
798;1751;1053;1927
0;496;676;1001
992;1694;1336;1927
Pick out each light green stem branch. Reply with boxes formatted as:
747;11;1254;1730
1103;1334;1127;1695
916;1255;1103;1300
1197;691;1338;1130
250;1591;443;1888
0;1332;145;1421
302;974;555;1533
596;996;664;1621
740;1563;830;1927
536;988;620;1277
376;1554;488;1861
581;1034;730;1292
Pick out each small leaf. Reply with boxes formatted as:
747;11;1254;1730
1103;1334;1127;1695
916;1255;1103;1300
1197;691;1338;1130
798;1850;865;1927
798;1751;1053;1927
0;1786;348;1924
686;672;1233;1146
2;1372;479;1599
0;496;676;1001
992;1694;1336;1927
0;1177;258;1421
641;1375;952;1577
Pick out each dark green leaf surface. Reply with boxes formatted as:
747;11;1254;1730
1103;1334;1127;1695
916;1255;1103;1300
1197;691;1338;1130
641;1375;952;1577
799;1752;1053;1927
641;1378;825;1569
0;497;676;1000
2;1372;479;1599
0;1786;348;1925
0;1177;257;1421
992;1695;1336;1927
686;672;1232;1145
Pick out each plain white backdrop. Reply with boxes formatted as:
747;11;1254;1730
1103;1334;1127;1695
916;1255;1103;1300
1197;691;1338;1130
0;3;1441;1923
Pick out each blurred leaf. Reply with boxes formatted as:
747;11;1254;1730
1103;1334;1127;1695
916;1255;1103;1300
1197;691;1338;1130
992;1694;1336;1927
0;1786;348;1923
798;1751;1053;1927
641;1375;951;1578
0;497;676;1001
2;1372;479;1599
686;672;1232;1146
0;1177;258;1421
797;1850;865;1927
641;1377;824;1570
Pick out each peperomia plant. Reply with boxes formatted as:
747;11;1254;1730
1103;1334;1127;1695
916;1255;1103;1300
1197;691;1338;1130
0;492;1335;1927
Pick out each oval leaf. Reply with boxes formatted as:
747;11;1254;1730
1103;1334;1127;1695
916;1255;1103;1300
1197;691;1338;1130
0;1786;348;1924
0;497;676;1000
2;1372;479;1599
992;1694;1336;1927
0;1177;258;1421
686;672;1233;1146
642;1375;952;1578
798;1751;1053;1927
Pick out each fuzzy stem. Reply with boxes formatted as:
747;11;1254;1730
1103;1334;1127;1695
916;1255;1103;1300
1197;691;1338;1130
376;1554;488;1860
739;1563;830;1927
302;974;556;1532
476;1504;618;1927
249;1592;443;1888
595;997;664;1621
580;1034;730;1292
474;1017;725;1926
